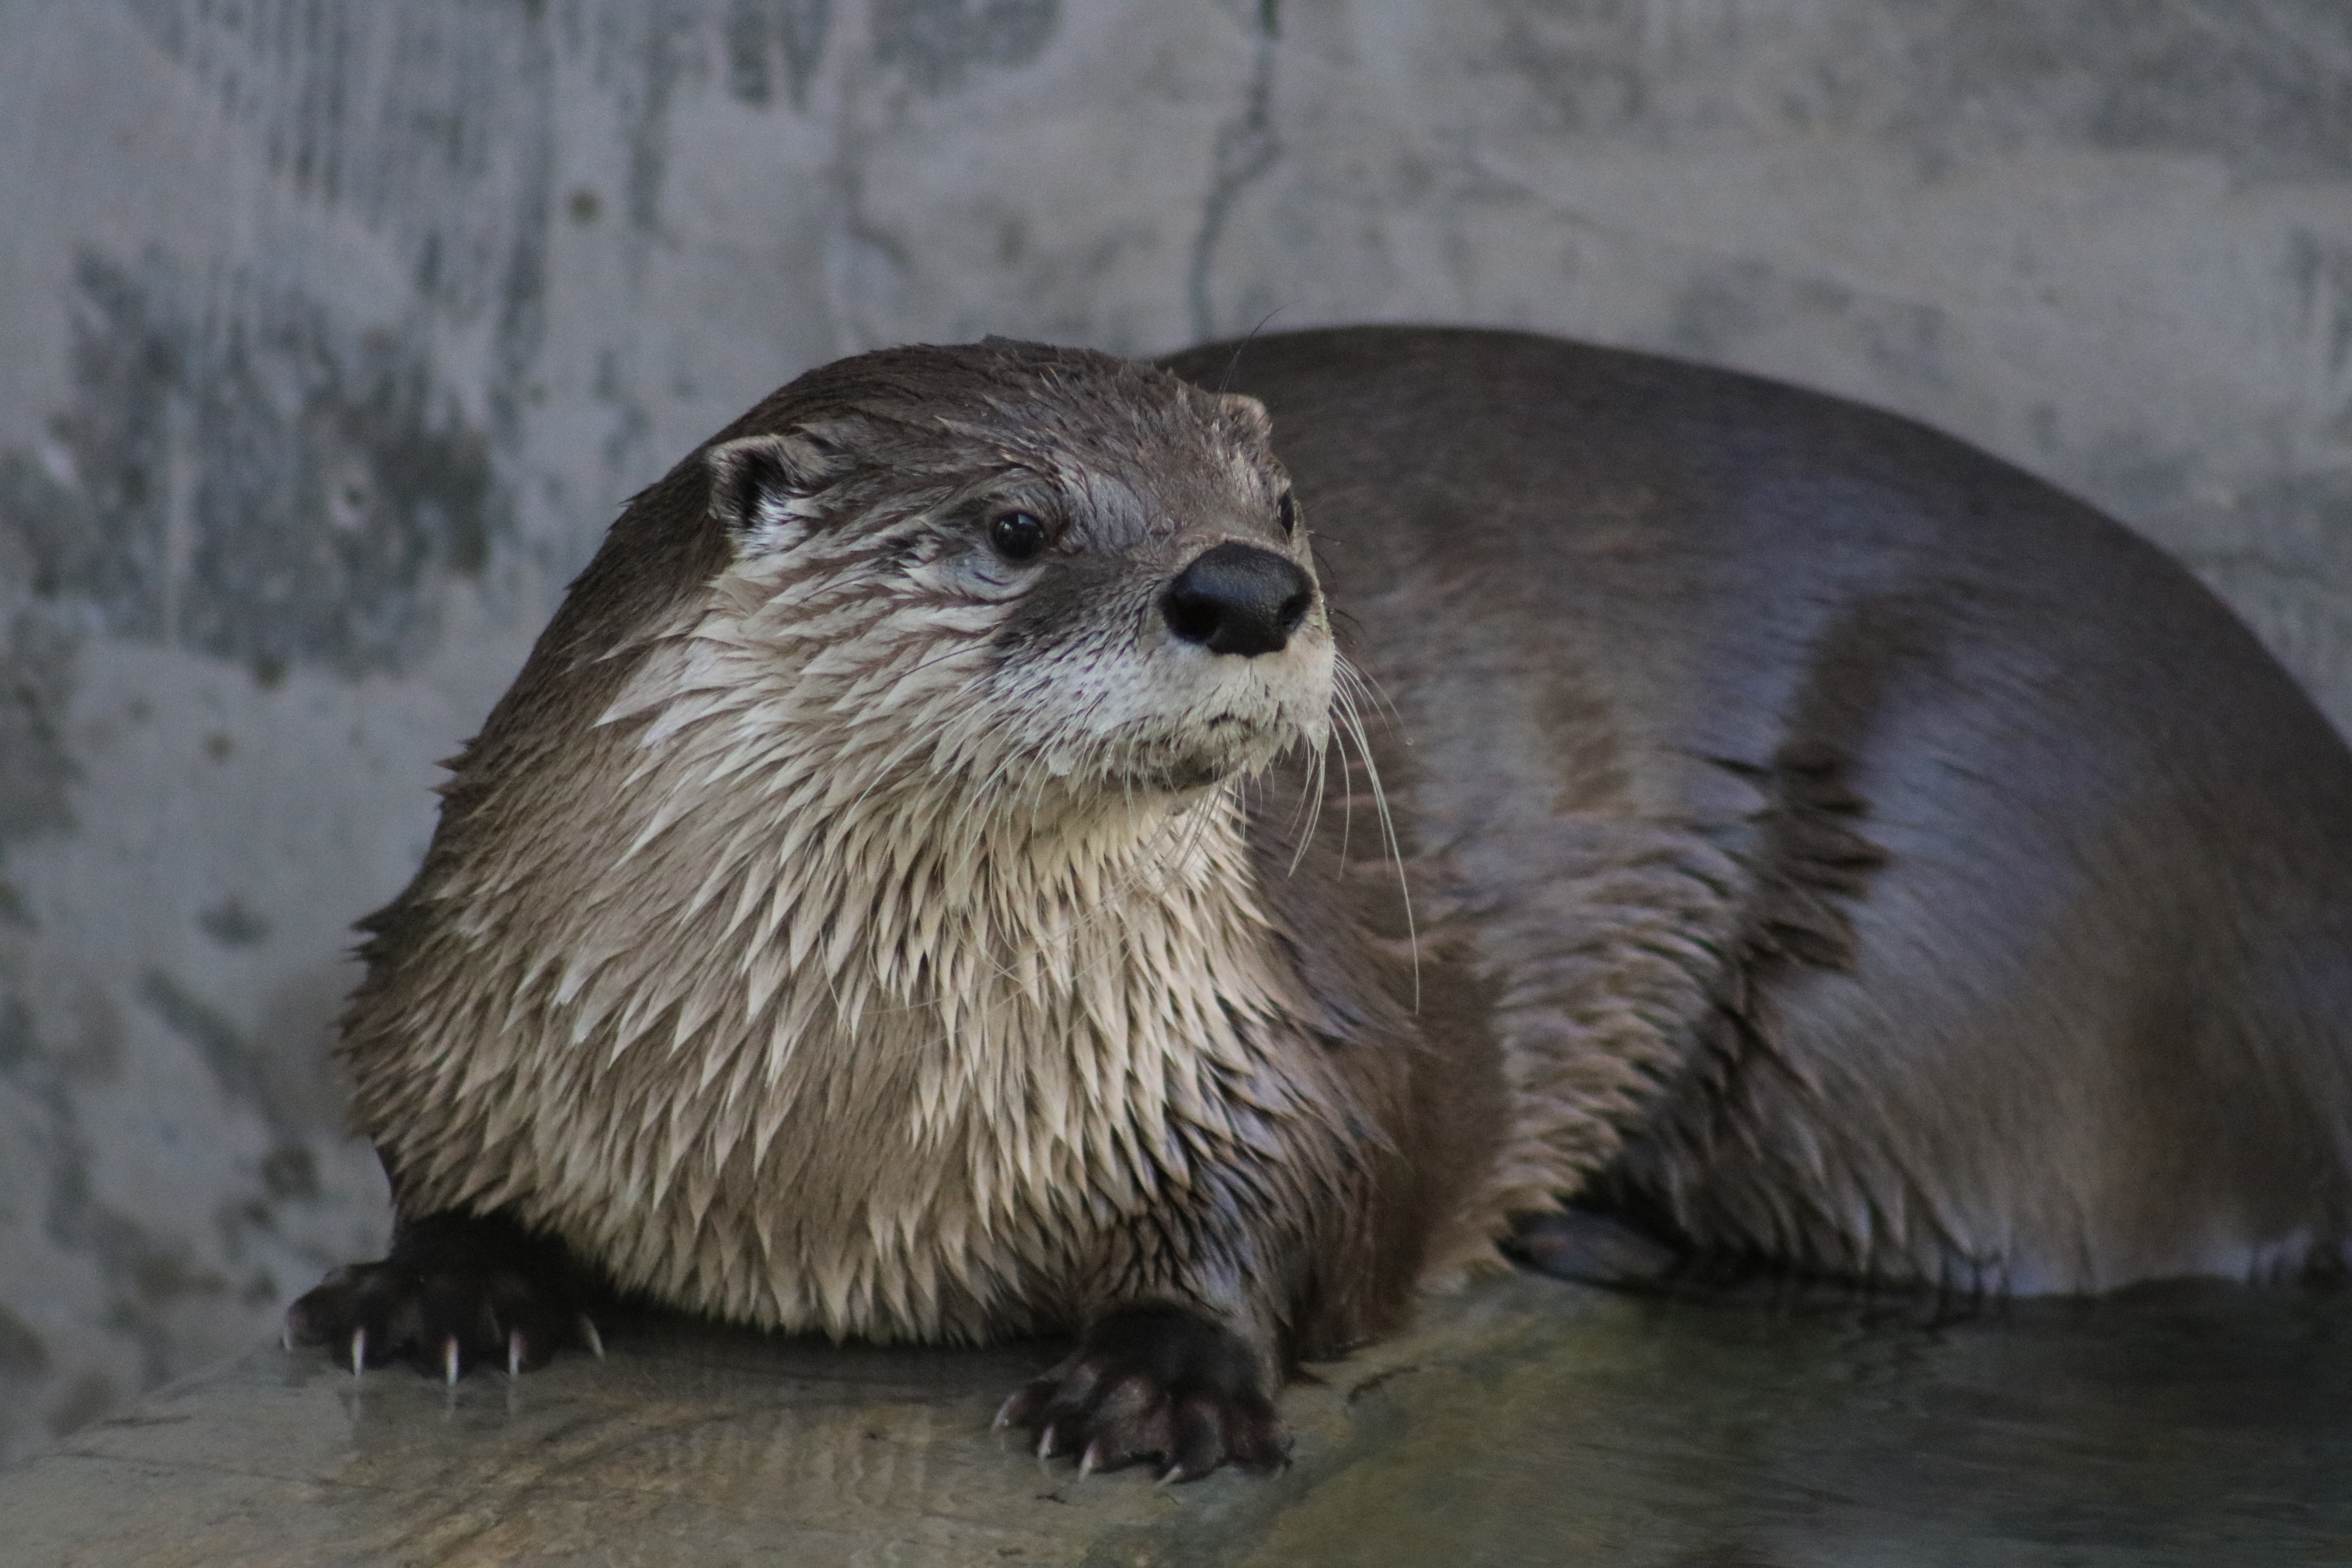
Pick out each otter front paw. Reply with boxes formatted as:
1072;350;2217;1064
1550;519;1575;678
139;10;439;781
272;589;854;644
285;1210;604;1382
996;1306;1288;1481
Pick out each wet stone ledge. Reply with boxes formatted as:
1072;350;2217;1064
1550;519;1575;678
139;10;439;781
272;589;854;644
6;1271;2352;1567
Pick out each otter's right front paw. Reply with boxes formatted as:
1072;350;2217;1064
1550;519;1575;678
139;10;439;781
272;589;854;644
284;1211;604;1382
996;1305;1288;1481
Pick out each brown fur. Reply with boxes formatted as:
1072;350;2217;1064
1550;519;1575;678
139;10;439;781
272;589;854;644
339;341;1458;1385
306;327;2352;1475
1165;326;2352;1296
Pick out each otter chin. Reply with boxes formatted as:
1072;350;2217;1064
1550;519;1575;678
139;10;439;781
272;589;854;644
292;327;2352;1482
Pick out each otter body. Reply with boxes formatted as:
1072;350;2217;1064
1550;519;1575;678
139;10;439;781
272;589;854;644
293;327;2352;1477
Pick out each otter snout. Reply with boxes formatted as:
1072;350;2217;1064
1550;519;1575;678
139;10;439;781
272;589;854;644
1160;542;1315;657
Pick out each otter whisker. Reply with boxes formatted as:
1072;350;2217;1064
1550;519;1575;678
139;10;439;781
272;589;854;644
1329;668;1417;1007
1285;731;1333;877
1334;646;1405;735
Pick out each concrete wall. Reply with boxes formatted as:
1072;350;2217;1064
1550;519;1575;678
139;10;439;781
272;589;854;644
0;0;2345;1463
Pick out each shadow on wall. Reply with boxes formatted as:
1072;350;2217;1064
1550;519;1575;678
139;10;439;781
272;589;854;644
0;249;501;687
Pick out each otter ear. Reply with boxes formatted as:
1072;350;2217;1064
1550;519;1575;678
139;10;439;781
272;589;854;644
707;428;848;555
1216;393;1274;445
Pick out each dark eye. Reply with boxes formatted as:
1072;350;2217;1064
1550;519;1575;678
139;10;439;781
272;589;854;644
1276;491;1298;535
990;510;1048;562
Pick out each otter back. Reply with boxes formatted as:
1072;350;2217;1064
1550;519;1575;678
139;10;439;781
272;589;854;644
1163;325;2352;1295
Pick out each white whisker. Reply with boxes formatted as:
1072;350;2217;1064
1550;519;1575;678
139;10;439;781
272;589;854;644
1330;659;1417;1008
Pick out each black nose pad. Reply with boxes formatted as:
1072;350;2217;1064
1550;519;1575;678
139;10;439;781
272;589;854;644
1161;542;1315;657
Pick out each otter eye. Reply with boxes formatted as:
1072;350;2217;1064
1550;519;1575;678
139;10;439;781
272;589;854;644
1276;491;1298;535
990;510;1048;563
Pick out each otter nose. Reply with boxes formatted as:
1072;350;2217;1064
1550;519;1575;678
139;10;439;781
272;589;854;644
1161;542;1315;657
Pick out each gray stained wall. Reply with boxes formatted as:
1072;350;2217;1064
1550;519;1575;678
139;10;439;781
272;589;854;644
0;0;2347;1463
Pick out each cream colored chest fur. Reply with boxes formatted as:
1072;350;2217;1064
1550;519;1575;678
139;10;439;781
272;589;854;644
350;581;1318;1342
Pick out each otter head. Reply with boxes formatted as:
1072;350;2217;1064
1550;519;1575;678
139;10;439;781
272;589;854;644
688;340;1333;808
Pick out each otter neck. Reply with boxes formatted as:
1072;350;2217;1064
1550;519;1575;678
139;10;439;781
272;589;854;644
580;581;1282;1056
436;588;1318;1337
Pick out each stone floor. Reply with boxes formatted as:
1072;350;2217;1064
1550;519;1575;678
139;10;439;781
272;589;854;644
6;1270;2350;1567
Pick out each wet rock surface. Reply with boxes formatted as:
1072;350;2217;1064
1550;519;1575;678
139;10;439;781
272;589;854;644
9;1273;2350;1566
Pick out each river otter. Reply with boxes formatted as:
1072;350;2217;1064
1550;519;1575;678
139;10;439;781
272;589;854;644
289;326;2352;1480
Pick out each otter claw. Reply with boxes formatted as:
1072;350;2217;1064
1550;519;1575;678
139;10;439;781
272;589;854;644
997;1307;1287;1481
442;1337;461;1385
578;1315;605;1360
506;1330;524;1377
349;1328;367;1377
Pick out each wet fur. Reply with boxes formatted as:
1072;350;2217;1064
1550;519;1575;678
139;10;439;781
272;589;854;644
310;327;2352;1470
1167;327;2352;1295
338;343;1451;1389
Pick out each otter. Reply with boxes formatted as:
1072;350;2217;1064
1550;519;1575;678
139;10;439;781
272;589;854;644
290;326;2352;1481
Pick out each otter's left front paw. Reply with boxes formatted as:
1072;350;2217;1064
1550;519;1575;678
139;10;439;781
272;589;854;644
995;1306;1288;1481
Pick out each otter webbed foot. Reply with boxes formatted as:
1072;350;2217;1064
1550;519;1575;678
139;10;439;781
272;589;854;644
285;1210;605;1381
996;1305;1288;1481
1513;1206;1682;1289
